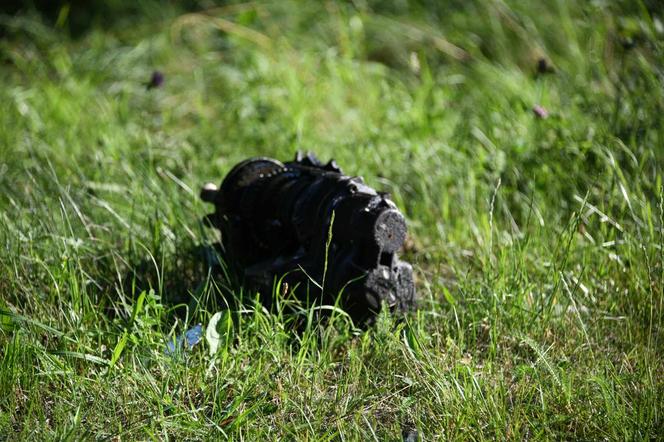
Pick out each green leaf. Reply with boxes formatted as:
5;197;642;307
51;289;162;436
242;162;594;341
109;330;128;369
130;290;147;324
442;286;456;306
51;351;109;366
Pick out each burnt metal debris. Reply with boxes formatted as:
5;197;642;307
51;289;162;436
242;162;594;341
201;152;416;323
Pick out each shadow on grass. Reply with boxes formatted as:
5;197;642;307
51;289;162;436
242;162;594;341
116;242;240;324
0;0;206;38
117;240;376;339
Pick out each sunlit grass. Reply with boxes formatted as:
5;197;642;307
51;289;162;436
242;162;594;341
0;0;662;439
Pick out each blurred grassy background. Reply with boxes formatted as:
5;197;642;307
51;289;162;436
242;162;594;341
0;0;662;439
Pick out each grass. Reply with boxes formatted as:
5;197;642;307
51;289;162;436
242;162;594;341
0;0;663;439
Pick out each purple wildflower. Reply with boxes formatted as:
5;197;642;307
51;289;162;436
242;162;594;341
532;104;549;119
147;70;164;89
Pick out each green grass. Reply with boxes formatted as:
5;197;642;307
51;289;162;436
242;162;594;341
1;0;663;439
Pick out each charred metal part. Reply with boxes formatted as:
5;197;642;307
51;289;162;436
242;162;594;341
201;152;416;323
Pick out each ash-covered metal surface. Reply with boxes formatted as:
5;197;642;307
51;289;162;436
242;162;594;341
201;152;415;323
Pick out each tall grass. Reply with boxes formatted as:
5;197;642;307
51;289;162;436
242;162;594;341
0;0;662;439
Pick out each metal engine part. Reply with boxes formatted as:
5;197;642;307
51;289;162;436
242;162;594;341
201;152;416;323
